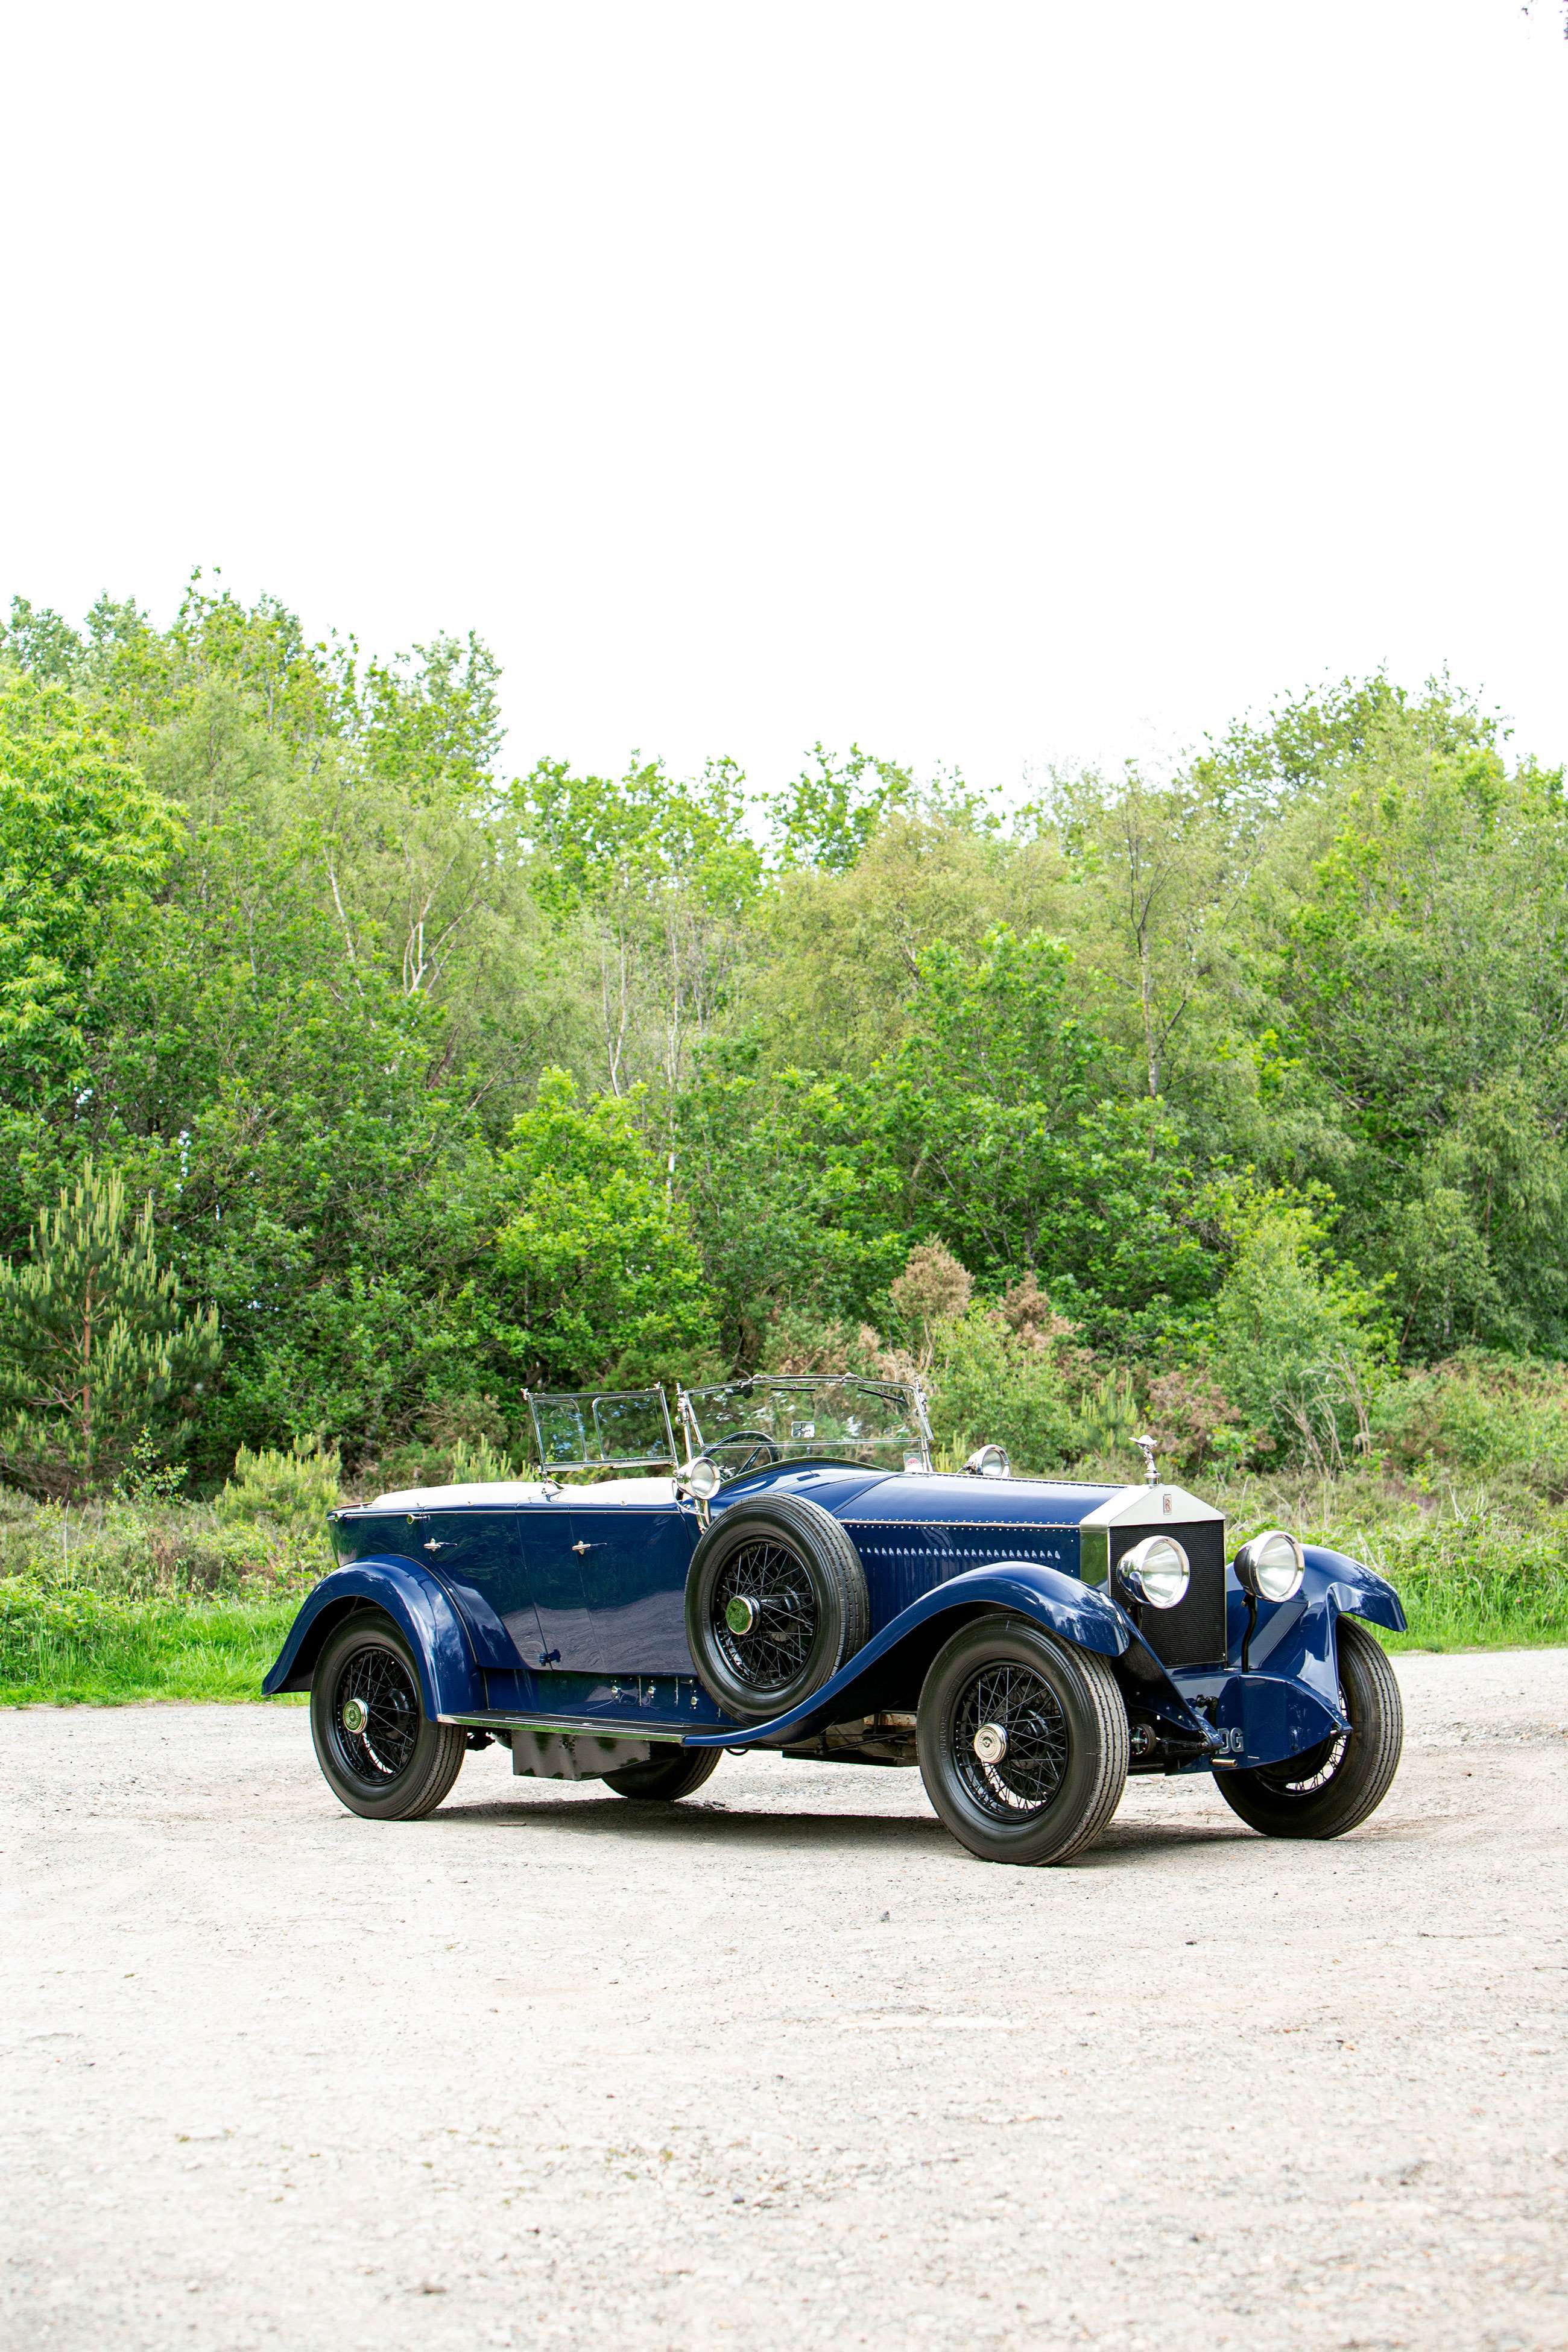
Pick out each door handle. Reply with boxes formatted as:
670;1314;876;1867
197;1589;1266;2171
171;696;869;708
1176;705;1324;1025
571;1540;594;1555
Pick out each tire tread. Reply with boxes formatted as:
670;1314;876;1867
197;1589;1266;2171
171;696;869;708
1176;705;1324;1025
1216;1617;1403;1841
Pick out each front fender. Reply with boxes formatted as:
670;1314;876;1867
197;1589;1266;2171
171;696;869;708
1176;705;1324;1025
686;1560;1134;1750
261;1557;485;1720
1228;1544;1405;1725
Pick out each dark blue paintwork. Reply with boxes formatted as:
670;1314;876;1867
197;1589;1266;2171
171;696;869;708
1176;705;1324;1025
265;1555;489;1721
264;1464;1406;1777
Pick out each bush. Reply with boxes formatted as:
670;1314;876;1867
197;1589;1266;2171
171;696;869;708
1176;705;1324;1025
1209;1201;1387;1468
925;1306;1079;1472
1144;1365;1242;1476
1372;1352;1568;1495
0;1482;329;1601
215;1437;341;1538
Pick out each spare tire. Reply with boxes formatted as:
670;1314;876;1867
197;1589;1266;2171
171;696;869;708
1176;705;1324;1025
684;1493;870;1725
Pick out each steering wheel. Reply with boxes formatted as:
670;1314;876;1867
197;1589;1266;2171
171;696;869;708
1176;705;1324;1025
701;1428;782;1479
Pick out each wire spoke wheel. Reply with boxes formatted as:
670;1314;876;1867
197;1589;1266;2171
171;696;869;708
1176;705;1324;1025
917;1617;1129;1866
711;1538;817;1693
329;1643;421;1784
950;1660;1070;1821
309;1614;467;1822
1214;1617;1404;1842
684;1494;869;1725
1256;1724;1348;1796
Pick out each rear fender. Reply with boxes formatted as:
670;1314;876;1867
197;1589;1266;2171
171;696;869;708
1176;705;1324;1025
261;1558;485;1720
686;1560;1142;1750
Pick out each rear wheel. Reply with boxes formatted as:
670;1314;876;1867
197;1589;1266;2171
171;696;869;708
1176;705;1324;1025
602;1747;722;1801
1215;1616;1403;1840
309;1613;467;1821
916;1616;1130;1866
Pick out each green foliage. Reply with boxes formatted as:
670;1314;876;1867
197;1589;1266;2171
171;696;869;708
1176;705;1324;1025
925;1306;1080;1469
767;744;915;871
216;1436;342;1536
447;1434;519;1483
484;1069;715;1387
0;1579;299;1705
1207;1198;1388;1469
0;1161;220;1499
6;574;1568;1514
0;674;179;1099
1371;1351;1568;1494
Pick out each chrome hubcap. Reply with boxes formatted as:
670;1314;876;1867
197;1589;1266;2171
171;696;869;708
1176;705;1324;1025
972;1721;1008;1766
341;1696;370;1735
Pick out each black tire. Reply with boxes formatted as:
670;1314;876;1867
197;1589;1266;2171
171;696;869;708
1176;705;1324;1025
916;1615;1130;1867
684;1494;870;1725
309;1613;467;1822
1222;1618;1401;1835
602;1747;722;1801
1215;1616;1403;1840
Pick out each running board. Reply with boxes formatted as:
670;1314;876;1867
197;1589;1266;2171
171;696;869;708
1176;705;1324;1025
438;1709;689;1745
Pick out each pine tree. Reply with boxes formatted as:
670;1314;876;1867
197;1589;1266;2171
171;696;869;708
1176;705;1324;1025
0;1160;221;1499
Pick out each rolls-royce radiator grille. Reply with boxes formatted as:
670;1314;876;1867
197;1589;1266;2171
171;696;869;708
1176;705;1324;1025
1111;1520;1228;1669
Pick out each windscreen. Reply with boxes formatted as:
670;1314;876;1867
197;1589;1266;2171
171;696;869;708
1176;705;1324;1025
679;1375;928;1476
525;1388;677;1470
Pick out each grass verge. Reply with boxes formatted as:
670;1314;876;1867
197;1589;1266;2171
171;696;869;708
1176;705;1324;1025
0;1589;301;1705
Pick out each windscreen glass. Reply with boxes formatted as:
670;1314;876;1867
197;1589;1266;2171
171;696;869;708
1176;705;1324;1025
680;1375;928;1476
526;1388;677;1470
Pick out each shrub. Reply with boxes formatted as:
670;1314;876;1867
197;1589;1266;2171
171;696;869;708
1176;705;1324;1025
889;1241;973;1367
1371;1352;1568;1494
1209;1201;1387;1469
1144;1366;1242;1476
215;1436;341;1537
925;1306;1078;1472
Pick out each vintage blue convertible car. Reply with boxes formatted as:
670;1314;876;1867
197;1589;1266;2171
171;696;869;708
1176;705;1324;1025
265;1373;1407;1865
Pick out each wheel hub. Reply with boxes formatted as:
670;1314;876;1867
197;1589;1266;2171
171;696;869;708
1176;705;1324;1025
341;1696;370;1735
972;1721;1008;1766
724;1595;759;1637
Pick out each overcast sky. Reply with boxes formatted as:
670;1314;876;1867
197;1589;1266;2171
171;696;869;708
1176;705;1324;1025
2;0;1564;797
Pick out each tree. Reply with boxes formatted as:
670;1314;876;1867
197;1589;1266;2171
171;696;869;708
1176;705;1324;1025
767;743;915;873
0;1160;220;1498
481;1070;716;1388
0;675;180;1102
1207;1198;1388;1470
511;753;761;1118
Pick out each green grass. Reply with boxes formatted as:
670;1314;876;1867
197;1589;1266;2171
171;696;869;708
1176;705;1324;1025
0;1590;302;1705
1211;1473;1568;1654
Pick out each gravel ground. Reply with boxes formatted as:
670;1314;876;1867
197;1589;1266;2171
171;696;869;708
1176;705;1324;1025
3;1650;1567;2352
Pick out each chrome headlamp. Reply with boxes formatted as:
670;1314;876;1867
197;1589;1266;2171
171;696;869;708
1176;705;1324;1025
1233;1528;1305;1604
1119;1534;1190;1610
677;1457;721;1502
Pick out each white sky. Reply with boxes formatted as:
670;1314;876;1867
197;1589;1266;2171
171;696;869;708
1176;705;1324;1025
2;0;1565;797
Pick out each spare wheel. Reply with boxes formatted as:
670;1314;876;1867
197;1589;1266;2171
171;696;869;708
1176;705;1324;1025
684;1493;870;1725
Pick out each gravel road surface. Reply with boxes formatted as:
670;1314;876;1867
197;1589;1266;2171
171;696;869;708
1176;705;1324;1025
4;1650;1567;2352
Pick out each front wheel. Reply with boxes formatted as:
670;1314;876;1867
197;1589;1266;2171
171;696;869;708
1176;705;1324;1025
1215;1617;1403;1840
309;1613;467;1821
916;1616;1130;1866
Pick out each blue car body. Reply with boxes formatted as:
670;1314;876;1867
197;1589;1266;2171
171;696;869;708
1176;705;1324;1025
264;1458;1405;1780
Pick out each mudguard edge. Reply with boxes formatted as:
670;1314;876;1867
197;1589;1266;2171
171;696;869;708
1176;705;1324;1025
261;1557;485;1720
683;1560;1135;1750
